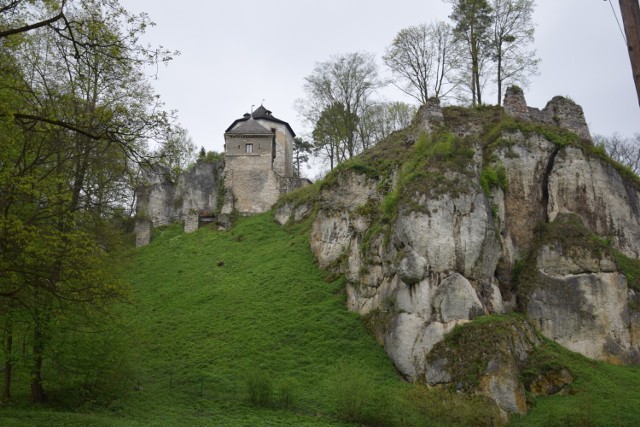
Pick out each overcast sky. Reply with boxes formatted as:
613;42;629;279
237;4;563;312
120;0;639;169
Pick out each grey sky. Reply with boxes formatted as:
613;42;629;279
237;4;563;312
120;0;639;170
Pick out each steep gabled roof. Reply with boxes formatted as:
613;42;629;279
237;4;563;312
226;117;272;135
225;105;296;137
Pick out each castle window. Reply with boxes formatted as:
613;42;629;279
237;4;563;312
246;143;253;154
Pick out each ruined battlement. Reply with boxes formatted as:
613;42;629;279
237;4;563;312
503;86;592;141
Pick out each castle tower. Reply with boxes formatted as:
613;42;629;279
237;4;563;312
222;105;297;214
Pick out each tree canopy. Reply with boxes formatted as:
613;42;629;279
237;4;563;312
0;0;182;403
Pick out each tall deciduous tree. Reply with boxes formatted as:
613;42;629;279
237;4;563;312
292;137;313;178
490;0;539;105
156;125;196;180
298;52;382;166
448;0;493;105
0;0;174;403
312;102;357;170
384;21;461;103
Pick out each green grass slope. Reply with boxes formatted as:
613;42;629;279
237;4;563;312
111;213;496;426
118;213;399;425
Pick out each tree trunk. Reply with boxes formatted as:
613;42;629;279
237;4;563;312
497;53;503;106
30;325;46;403
619;0;640;107
474;57;483;105
2;320;12;402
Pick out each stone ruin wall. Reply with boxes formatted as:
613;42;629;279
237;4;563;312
134;156;309;246
134;159;224;246
503;86;592;141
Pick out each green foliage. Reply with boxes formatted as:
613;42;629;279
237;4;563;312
45;317;134;408
275;180;322;211
480;163;508;194
215;175;227;214
483;116;581;149
613;251;640;292
245;370;273;407
427;314;529;391
198;150;224;164
332;158;380;180
443;104;505;133
407;386;501;427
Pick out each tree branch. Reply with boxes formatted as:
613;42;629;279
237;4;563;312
0;11;65;39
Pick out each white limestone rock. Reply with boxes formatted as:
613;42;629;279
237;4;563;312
527;243;639;364
434;273;484;323
548;146;640;258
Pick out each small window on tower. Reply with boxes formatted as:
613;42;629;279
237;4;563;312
246;143;253;154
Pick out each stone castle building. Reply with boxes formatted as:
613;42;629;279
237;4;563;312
134;105;307;246
221;105;305;214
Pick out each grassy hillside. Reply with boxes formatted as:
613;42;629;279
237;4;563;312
0;213;492;426
2;211;639;426
112;213;497;426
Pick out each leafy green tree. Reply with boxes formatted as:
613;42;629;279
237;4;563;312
448;0;493;105
0;0;174;403
155;125;196;180
312;102;359;170
292;137;313;178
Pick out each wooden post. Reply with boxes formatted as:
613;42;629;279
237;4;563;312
619;0;640;107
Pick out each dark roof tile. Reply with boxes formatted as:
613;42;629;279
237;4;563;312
226;117;272;135
225;105;296;137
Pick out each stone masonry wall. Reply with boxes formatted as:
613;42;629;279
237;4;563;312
134;159;224;245
224;154;282;214
503;86;592;142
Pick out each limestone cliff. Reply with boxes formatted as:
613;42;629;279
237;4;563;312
276;88;640;415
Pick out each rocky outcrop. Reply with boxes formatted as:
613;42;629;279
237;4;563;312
276;88;640;413
523;217;640;364
548;146;640;258
425;317;541;416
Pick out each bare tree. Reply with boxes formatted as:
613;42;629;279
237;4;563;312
594;133;640;176
490;0;539;105
358;101;417;149
384;22;461;103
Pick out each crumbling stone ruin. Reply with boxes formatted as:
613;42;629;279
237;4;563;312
503;85;592;141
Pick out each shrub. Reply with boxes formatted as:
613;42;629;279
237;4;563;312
245;370;273;407
480;163;507;194
275;378;296;409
